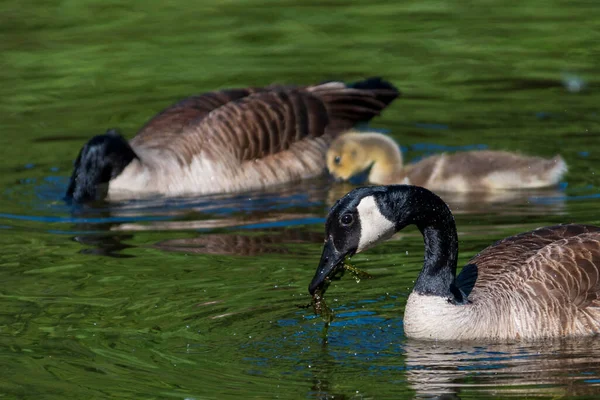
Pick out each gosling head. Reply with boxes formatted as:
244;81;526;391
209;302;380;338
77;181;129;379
65;129;138;203
309;185;415;294
327;132;404;184
326;133;374;182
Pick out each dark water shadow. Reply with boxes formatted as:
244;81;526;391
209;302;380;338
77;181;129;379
154;228;324;256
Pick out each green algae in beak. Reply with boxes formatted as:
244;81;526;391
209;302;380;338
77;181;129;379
343;260;372;283
310;257;372;342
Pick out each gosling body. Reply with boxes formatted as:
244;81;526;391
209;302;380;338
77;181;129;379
327;132;566;192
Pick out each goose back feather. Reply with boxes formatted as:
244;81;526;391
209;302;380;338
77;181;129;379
457;225;600;338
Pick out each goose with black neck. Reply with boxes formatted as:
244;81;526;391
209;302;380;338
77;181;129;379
309;185;600;341
65;77;399;203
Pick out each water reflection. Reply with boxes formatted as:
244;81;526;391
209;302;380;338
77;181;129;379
292;312;600;399
73;232;135;258
307;348;353;400
55;177;569;259
327;184;567;217
62;184;568;259
67;180;566;232
404;338;600;398
155;228;323;256
73;178;331;231
1;157;570;236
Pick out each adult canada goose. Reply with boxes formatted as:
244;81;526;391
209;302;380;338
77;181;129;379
308;185;600;341
65;78;399;203
326;131;567;191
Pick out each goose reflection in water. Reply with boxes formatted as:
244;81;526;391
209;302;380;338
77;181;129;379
68;174;567;258
154;228;325;256
403;337;600;399
293;321;600;399
104;178;566;231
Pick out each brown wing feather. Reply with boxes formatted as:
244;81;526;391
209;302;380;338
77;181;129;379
306;81;399;133
133;80;399;165
470;224;600;271
131;88;265;146
467;224;600;304
187;90;330;163
529;234;600;308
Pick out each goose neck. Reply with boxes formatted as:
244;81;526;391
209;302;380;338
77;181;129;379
359;134;404;184
407;189;459;298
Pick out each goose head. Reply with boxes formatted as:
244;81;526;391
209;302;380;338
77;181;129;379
309;185;417;294
66;129;138;203
326;132;404;184
309;184;457;296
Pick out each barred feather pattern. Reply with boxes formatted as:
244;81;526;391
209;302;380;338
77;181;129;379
404;224;600;341
108;78;399;198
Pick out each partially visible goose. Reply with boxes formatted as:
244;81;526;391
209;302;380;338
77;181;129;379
66;78;399;203
326;131;567;191
309;185;600;341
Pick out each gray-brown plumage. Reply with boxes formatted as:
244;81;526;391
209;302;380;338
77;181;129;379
443;224;600;340
327;131;567;192
66;78;399;203
308;184;600;341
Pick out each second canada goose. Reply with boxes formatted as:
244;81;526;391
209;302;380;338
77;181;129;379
308;185;600;341
66;78;399;203
326;131;567;192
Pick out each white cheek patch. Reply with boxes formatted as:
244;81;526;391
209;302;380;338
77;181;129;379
356;195;396;252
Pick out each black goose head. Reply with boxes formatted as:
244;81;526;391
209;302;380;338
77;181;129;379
65;129;138;204
309;185;417;295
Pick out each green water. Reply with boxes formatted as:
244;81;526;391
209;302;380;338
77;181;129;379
2;0;600;398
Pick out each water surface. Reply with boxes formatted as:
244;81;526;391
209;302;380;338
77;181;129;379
1;0;600;398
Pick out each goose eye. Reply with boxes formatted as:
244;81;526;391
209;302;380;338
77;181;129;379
334;156;341;165
340;213;354;226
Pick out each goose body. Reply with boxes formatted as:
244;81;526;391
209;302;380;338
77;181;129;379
66;78;399;202
326;132;567;192
309;185;600;341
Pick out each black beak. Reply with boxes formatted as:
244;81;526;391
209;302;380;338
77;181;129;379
308;237;347;295
347;162;374;185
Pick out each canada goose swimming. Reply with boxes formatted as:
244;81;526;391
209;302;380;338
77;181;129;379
66;78;399;203
309;185;600;341
326;131;567;192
